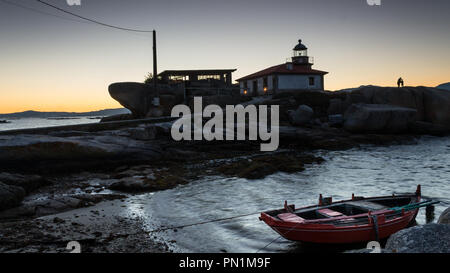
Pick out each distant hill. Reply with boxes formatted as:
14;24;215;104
436;82;450;91
0;108;130;119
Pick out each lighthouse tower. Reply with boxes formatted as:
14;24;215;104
291;39;313;68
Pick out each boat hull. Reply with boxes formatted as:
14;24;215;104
260;190;423;244
261;209;418;244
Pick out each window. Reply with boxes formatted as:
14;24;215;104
243;81;248;95
198;75;220;80
169;75;188;81
263;77;268;92
309;77;315;86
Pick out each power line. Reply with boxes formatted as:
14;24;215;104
35;0;153;33
0;0;94;25
0;0;150;38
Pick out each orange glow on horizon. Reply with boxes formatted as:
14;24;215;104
1;73;448;114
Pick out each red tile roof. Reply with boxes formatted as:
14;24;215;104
237;63;328;81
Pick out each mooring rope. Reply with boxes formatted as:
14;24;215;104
147;211;262;233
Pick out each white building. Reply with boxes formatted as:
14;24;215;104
237;39;328;96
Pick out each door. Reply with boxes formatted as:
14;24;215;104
252;80;258;96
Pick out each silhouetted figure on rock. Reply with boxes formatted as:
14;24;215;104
397;77;404;88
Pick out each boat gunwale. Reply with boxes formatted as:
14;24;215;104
260;194;420;227
261;209;418;231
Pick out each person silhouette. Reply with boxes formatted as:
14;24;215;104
397;77;404;88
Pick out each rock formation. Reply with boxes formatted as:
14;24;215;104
385;223;450;253
436;82;450;91
288;105;314;126
343;104;417;133
342;86;450;127
108;82;184;118
438;207;450;225
0;182;25;211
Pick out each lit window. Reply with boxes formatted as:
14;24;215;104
199;75;220;80
244;90;248;95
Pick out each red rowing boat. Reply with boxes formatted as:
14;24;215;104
260;185;427;244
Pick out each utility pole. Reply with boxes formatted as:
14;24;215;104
152;30;160;106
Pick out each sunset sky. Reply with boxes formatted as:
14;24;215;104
0;0;449;113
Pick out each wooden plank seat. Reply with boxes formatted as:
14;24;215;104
277;213;305;223
317;208;344;218
317;208;358;223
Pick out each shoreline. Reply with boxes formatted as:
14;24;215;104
0;116;441;253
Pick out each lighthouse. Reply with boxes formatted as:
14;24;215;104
237;39;328;96
292;39;313;67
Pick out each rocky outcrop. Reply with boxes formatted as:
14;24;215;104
257;90;340;122
0;194;126;219
343;104;417;133
436;82;450;91
0;134;161;161
108;175;187;193
343;86;450;127
259;87;450;134
385;224;450;253
438;207;450;225
109;82;152;117
108;82;184;118
125;126;157;141
215;154;324;180
0;133;163;173
0;182;25;211
100;113;134;123
288;105;314;126
0;173;49;193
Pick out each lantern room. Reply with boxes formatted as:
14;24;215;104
292;39;312;66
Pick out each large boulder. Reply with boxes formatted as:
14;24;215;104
288;105;314;126
109;82;152;118
0;134;162;172
0;182;25;211
385;224;450;253
108;82;184;118
422;87;450;126
343;104;417;133
346;86;450;127
438;207;450;225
